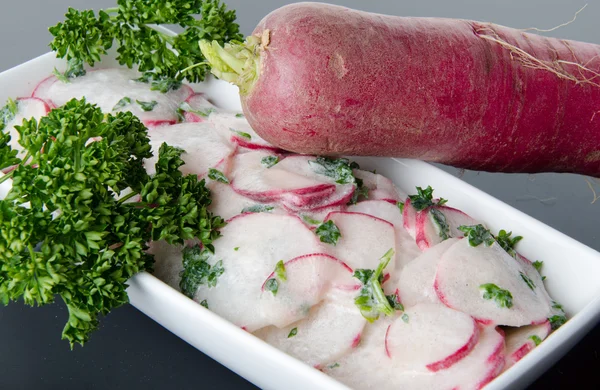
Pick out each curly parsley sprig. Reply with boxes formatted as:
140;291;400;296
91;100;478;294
0;98;225;348
49;0;242;88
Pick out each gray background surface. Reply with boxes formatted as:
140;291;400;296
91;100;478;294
1;0;599;389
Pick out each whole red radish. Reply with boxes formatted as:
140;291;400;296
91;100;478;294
200;2;600;176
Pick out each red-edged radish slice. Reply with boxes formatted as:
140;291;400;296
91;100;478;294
206;179;274;221
353;169;407;202
193;213;322;331
434;240;553;326
504;321;552;368
255;290;367;368
415;205;481;250
208;110;282;152
2;97;51;161
180;93;216;122
385;303;479;372
324;211;396;271
34;69;192;126
347;200;421;271
259;253;358;328
230;151;336;202
398;238;459;307
144;122;235;177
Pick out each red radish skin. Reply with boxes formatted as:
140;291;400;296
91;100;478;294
206;2;600;176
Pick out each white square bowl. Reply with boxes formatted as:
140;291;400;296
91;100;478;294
1;50;600;390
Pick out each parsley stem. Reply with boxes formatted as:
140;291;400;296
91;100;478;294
0;170;12;184
116;190;139;205
104;7;119;14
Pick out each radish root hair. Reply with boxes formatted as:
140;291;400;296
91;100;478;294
520;4;587;33
585;178;600;204
475;26;600;88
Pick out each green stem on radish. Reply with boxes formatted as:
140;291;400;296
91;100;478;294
199;34;264;95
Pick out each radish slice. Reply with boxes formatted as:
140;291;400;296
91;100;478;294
193;213;322;331
34;69;192;125
324;211;396;271
230;151;336;202
259;253;358;328
347;200;421;271
434;240;554;326
2;97;51;160
206;180;273;221
180;93;216;122
144;122;235;177
415;205;481;250
385;303;479;372
281;183;355;212
398;238;460;307
208;110;281;151
255;290;367;367
504;321;551;368
353;169;407;201
402;198;418;238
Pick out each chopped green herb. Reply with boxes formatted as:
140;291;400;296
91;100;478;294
459;224;495;247
532;260;544;273
548;314;567;330
230;128;251;140
261;155;279;168
241;204;274;214
49;1;242;85
520;272;536;291
235;113;244;118
178;102;215;117
479;283;513;308
200;299;209;309
430;208;450;240
136;73;182;93
309;157;356;185
287;327;298;338
529;335;542;346
408;186;447;211
401;313;410;323
234;247;239;251
494;230;523;257
274;260;287;282
353;248;395;322
112;97;132;111
265;278;279;296
552;301;564;311
180;245;225;297
208;168;229;184
0;97;18;131
397;201;405;213
136;100;158;112
349;177;369;205
386;293;404;311
315;220;341;245
328;362;340;369
301;215;321;225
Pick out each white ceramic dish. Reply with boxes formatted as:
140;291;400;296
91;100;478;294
2;50;600;390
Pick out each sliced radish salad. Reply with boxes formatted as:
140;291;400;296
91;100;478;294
0;68;567;390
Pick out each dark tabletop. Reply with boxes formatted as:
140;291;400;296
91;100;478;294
1;1;599;389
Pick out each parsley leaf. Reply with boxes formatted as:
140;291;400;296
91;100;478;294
241;204;274;214
397;201;404;213
49;1;243;85
533;260;544;273
353;248;395;322
287;327;297;338
274;260;287;282
430;208;450;240
459;224;495;247
200;299;209;309
0;98;18;131
261;155;279;168
0;98;225;348
315;220;341;245
136;100;158;112
230;128;251;140
208;168;229;184
112;96;131;111
53;57;87;83
494;230;523;257
265;278;278;296
479;283;513;308
549;314;567;330
178;102;215;118
520;271;536;291
408;186;447;211
529;335;542;346
308;157;355;185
